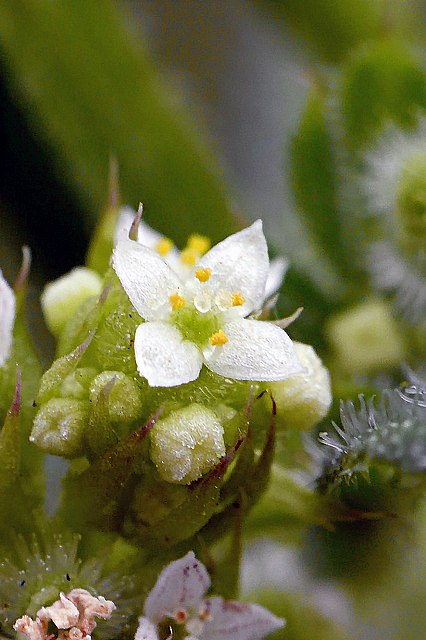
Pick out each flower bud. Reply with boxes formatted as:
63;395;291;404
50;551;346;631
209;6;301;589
89;371;143;423
326;299;405;375
150;404;226;484
30;398;88;457
60;368;98;399
41;268;102;336
396;152;426;254
268;342;332;431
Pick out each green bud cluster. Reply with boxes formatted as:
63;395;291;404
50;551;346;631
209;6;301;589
33;274;283;550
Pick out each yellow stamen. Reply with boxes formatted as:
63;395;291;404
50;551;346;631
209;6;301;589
180;248;198;267
187;234;211;255
155;237;174;256
210;329;228;346
232;292;245;306
170;292;186;311
195;267;211;282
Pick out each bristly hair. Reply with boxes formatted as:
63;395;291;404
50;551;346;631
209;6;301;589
308;375;426;487
367;241;426;324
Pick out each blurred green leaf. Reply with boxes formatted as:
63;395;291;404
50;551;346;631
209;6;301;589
256;0;386;63
340;38;426;146
290;87;358;288
0;0;237;245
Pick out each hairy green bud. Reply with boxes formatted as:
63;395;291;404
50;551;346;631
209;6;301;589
150;404;226;484
41;267;102;336
326;299;406;374
268;342;332;431
89;371;143;423
31;398;88;457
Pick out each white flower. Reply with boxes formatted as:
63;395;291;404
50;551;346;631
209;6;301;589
14;589;116;640
0;268;16;368
113;219;302;387
115;206;288;302
135;551;284;640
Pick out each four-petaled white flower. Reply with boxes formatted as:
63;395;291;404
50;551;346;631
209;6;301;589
14;588;116;640
115;207;288;300
113;219;302;387
135;551;284;640
0;268;16;368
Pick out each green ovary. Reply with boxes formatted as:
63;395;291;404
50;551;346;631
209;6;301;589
396;153;426;253
170;305;222;348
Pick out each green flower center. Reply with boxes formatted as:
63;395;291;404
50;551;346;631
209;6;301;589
170;305;222;348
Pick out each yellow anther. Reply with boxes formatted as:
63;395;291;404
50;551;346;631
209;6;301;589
232;292;245;306
155;237;174;256
180;248;198;267
209;330;228;346
187;234;211;255
195;267;211;282
169;292;186;311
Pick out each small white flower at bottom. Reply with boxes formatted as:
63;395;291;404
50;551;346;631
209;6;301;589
13;589;116;640
135;551;284;640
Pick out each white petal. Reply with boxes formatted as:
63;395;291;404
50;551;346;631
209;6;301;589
134;322;202;387
115;207;182;269
205;319;304;382
113;237;181;321
198;220;269;316
264;257;288;301
144;552;211;623
0;269;15;367
135;617;159;640
200;597;285;640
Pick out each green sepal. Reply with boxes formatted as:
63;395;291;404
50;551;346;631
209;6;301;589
0;371;21;495
86;156;121;274
86;375;117;459
37;332;95;405
60;411;161;532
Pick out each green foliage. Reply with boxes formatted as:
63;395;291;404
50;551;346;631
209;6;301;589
0;0;237;244
340;38;426;145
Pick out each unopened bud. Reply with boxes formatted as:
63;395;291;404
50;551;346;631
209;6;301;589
268;342;332;431
31;398;88;457
326;299;406;375
89;371;142;422
42;268;102;336
150;404;226;484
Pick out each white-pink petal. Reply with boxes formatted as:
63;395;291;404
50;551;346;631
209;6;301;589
144;552;211;624
134;617;159;640
0;269;15;367
198;220;269;316
205;319;304;382
113;237;181;321
134;322;203;387
199;597;284;640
